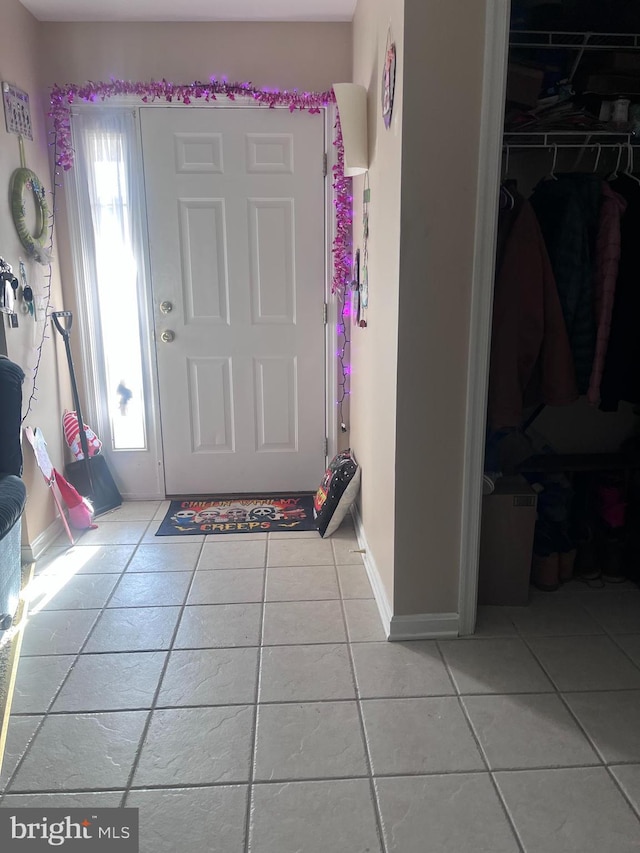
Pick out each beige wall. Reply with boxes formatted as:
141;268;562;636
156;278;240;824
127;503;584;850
393;0;487;615
351;0;489;619
0;3;491;620
351;0;404;608
41;18;352;434
1;0;69;548
41;22;351;91
40;19;353;373
39;18;353;502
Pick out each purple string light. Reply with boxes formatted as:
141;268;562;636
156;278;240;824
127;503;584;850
48;78;353;429
331;112;353;432
336;292;351;432
21;131;59;423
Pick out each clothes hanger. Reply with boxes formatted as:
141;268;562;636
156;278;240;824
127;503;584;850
608;144;624;181
500;186;512;210
547;144;559;181
571;134;592;172
499;146;515;210
623;143;640;186
592;144;602;175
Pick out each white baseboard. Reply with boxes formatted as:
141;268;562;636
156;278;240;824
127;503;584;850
350;505;461;641
388;612;460;640
21;517;65;563
118;493;165;501
350;504;392;638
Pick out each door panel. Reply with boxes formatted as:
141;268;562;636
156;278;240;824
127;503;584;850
179;199;230;324
254;356;298;451
246;133;294;173
174;133;223;173
249;198;295;323
187;356;235;454
140;107;326;494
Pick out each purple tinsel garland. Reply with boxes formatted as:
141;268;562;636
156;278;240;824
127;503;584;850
49;79;352;297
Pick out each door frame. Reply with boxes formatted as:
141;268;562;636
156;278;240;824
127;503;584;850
457;0;511;635
66;99;339;498
65;104;165;500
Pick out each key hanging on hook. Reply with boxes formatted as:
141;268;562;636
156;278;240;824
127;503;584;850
19;259;35;318
17;134;26;169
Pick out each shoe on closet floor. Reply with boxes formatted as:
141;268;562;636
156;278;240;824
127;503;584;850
559;549;576;583
600;531;627;584
574;530;601;581
531;552;560;591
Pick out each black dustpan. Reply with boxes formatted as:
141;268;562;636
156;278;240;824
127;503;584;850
52;311;122;516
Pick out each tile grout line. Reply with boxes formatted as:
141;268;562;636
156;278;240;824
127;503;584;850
15;636;391;658
590;614;640;678
458;630;633;640
468;617;640;817
508;594;598;640
0;514;162;803
567;590;640;649
12;687;640;716
16;632;640;656
336;559;389;853
522;634;640;695
120;535;208;806
242;535;269;853
9;761;640;798
517;631;640;826
517;631;611;765
591;767;640;824
10;521;640;834
37;593;375;613
0;516;346;801
434;641;527;853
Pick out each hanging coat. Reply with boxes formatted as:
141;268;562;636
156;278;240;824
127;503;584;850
600;175;640;411
488;197;578;430
587;182;626;406
530;174;602;394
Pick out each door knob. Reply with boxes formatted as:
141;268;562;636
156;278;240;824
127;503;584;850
160;329;175;343
160;301;173;314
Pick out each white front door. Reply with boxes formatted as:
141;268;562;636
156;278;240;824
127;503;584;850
140;107;327;495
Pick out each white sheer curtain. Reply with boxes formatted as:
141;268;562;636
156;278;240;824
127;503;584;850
71;108;147;451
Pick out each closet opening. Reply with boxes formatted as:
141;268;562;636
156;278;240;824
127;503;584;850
468;0;640;631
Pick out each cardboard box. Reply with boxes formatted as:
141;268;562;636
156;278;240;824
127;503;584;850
602;53;640;74
586;74;640;96
506;63;544;108
478;476;537;606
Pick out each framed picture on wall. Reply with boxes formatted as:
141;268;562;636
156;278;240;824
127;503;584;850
381;30;396;129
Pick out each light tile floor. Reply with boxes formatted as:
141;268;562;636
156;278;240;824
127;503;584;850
1;501;640;851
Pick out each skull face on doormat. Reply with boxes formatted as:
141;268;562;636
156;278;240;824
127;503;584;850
156;494;316;536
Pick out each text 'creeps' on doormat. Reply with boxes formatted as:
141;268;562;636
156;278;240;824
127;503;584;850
156;494;317;536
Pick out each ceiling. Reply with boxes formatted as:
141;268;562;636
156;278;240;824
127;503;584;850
20;0;356;22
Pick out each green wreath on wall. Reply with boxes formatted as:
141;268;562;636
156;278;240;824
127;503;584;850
10;167;50;264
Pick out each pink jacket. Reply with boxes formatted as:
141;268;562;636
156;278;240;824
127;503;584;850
587;183;627;405
488;199;578;430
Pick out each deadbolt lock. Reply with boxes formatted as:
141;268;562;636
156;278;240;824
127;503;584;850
160;329;175;343
160;301;173;314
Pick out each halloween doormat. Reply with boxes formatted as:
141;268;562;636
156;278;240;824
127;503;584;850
156;494;317;536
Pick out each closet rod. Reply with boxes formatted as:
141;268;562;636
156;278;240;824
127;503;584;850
510;31;640;50
504;132;635;142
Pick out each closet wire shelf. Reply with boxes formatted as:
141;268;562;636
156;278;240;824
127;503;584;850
506;30;640;151
503;131;639;150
